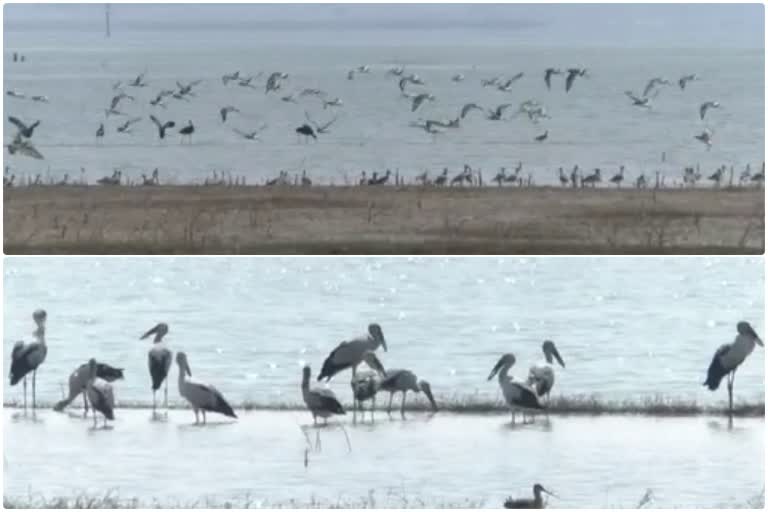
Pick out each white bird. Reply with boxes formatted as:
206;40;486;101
85;359;116;429
349;352;387;421
176;351;237;424
317;323;387;381
704;321;763;414
487;353;544;424
9;309;47;413
378;369;438;418
302;365;345;425
54;362;124;415
527;341;566;404
141;323;172;415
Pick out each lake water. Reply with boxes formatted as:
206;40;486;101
3;257;764;408
2;410;764;508
3;24;764;186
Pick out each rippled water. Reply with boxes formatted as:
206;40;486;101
3;257;764;407
3;25;763;186
3;410;764;507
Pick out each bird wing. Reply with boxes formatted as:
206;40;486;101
7;116;27;133
318;116;337;132
379;369;414;391
411;95;425;112
17;142;44;160
497;104;513;116
461;103;480;119
544;71;552;89
625;91;642;103
643;80;655;97
304;111;319;130
699;103;708;120
565;72;576;92
149;115;163;129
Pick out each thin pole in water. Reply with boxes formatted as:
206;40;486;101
105;4;111;38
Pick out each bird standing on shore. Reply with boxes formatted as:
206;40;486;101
487;353;544;424
9;309;48;413
54;361;124;415
176;351;237;424
318;323;387;382
302;365;345;425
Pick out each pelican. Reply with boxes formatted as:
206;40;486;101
219;106;239;123
504;484;557;509
699;101;720;120
378;369;437;417
302;365;345;424
704;321;763;414
9;309;47;412
349;352;387;421
176;352;237;424
318;323;387;381
527;341;565;404
85;359;115;429
141;323;172;415
54;361;124;415
544;68;562;90
487;353;543;424
411;93;435;112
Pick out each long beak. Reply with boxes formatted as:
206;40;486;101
487;357;504;381
184;360;192;377
367;354;387;376
542;487;559;499
746;324;763;346
551;346;566;368
140;325;158;340
380;335;388;352
421;382;438;412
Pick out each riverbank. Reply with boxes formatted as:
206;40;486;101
4;185;764;254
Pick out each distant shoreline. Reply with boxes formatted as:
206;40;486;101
4;185;763;255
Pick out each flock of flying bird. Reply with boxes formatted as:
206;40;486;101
7;310;764;507
4;63;741;192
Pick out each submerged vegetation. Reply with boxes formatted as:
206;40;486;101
4;393;764;417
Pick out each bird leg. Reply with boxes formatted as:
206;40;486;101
152;390;157;415
401;391;407;418
83;393;89;418
193;409;199;425
202;410;207;425
93;409;98;429
727;370;737;416
22;377;27;413
387;393;394;416
32;370;37;410
371;395;376;423
164;381;169;412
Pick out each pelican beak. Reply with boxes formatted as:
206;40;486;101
140;324;159;340
420;381;438;412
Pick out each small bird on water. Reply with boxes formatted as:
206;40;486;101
504;484;557;509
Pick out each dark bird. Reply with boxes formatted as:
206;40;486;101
220;106;239;123
54;361;124;414
179;120;195;142
625;90;652;108
96;123;105;140
318;324;387;382
116;117;142;134
504;484;557;509
9;309;47;412
487;104;513;120
295;123;317;142
460;103;484;119
7;134;44;160
699;101;720;120
85;358;116;428
305;111;338;134
678;74;698;90
149;115;175;139
704;321;762;414
534;130;548;142
565;68;587;93
544;68;562;90
643;77;671;97
177;351;238;424
142;322;173;415
8;116;40;138
128;72;148;87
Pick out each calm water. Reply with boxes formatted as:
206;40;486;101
3;410;764;507
3;27;764;186
3;257;765;407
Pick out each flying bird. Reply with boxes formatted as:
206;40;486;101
699;101;720;120
116;117;142;134
565;68;587;92
149;115;175;139
678;74;698;89
544;68;562;90
411;93;435;112
219;106;240;123
305;111;338;134
8;116;40;138
232;124;268;141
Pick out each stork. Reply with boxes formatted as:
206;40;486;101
141;323;172;415
302;365;345;425
527;341;566;404
378;369;438;418
54;361;124;415
703;321;763;415
349;352;387;422
317;323;387;381
85;358;116;429
9;309;47;413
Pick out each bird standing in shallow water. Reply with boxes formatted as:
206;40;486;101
703;321;763;415
488;353;544;424
527;340;565;405
176;351;237;424
504;484;557;509
318;323;387;382
141;322;172;416
302;365;345;425
9;309;47;414
85;358;116;429
54;361;124;415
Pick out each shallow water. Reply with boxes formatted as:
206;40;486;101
3;257;764;409
3;409;764;508
3;21;764;186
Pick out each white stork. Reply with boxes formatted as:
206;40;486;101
9;309;47;412
378;369;438;417
85;358;116;429
141;322;172;415
703;321;763;414
488;353;544;424
527;340;566;404
176;352;237;424
302;365;345;425
317;323;387;381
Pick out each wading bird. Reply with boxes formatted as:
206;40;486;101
9;309;47;412
85;359;116;429
141;322;172;415
504;484;557;509
176;351;237;424
54;361;124;415
349;352;387;421
179;120;195;143
610;166;625;188
527;340;565;404
302;365;345;425
318;323;387;381
487;353;543;424
378;369;438;418
703;321;763;414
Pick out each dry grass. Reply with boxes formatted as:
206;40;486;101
4;185;764;254
5;394;764;417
